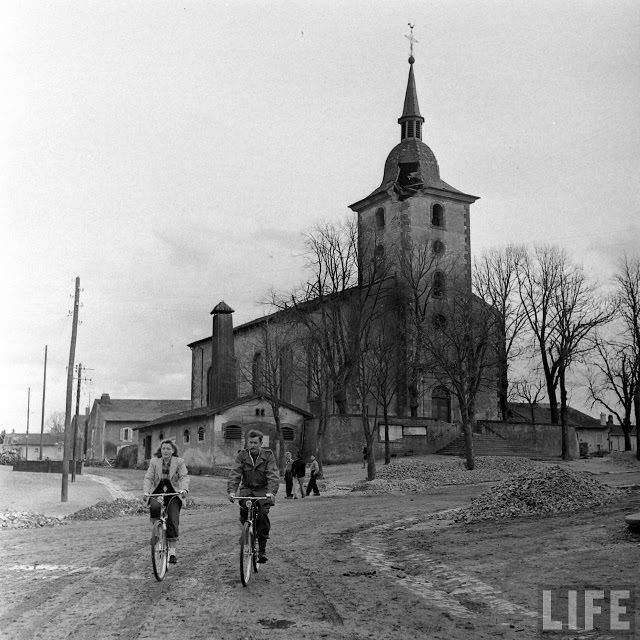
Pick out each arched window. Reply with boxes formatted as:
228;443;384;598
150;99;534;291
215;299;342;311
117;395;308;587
279;348;293;403
431;203;444;227
198;426;205;442
224;425;242;440
183;429;190;444
252;352;264;392
282;426;294;441
433;271;445;298
206;366;212;406
375;207;385;229
375;244;385;262
158;432;164;441
432;386;451;422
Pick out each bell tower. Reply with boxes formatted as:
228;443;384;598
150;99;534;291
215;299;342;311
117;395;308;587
349;28;480;415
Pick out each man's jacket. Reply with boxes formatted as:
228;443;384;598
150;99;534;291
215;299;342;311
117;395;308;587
291;459;306;478
227;447;279;496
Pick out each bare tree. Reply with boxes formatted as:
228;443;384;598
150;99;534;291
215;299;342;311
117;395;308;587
46;411;65;434
510;376;546;424
549;256;612;459
614;254;640;458
271;217;389;470
587;335;637;451
365;313;400;466
421;283;502;470
473;245;529;421
238;318;297;474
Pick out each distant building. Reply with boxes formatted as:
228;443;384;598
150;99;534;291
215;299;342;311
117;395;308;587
85;394;191;461
2;431;65;461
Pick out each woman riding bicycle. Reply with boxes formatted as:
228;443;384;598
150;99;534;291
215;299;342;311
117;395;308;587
143;440;190;564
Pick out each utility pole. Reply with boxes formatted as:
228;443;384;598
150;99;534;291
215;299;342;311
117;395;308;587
71;363;82;482
39;345;47;460
25;387;30;461
61;277;80;502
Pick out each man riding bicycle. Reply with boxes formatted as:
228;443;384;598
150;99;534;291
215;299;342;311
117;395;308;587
227;429;279;563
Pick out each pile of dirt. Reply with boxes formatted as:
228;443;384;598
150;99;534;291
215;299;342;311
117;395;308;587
0;511;67;529
66;498;147;520
455;465;623;524
351;456;541;493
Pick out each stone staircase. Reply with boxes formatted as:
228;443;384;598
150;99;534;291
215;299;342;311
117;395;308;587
436;433;552;460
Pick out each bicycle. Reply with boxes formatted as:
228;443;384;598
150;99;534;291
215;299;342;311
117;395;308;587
229;495;271;586
144;492;181;581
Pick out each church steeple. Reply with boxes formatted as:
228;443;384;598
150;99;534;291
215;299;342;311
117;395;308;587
398;26;424;141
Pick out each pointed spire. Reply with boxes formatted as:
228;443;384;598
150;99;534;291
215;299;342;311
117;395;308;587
398;25;425;141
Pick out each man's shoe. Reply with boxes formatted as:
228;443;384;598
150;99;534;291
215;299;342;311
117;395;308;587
258;553;268;563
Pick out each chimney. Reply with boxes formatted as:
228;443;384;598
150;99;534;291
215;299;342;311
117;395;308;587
209;301;237;408
100;393;111;404
600;412;606;426
607;415;613;426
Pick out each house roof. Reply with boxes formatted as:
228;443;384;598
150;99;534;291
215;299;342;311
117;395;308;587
507;403;604;429
4;432;65;446
134;392;313;430
610;424;637;436
93;398;192;423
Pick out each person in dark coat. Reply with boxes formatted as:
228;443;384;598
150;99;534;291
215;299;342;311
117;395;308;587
227;429;279;562
291;452;306;499
284;451;294;498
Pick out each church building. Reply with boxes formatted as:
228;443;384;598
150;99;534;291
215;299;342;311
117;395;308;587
136;47;500;467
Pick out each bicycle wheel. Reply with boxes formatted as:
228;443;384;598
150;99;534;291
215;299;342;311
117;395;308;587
151;521;167;581
240;522;253;586
251;522;259;573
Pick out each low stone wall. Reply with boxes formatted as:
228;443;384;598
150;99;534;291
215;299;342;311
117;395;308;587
478;420;578;458
304;415;460;464
13;460;83;474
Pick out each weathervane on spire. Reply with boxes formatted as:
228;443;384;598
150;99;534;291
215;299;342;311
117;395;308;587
405;23;418;62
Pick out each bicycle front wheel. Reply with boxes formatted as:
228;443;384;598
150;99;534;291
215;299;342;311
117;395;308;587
151;521;167;581
240;522;253;586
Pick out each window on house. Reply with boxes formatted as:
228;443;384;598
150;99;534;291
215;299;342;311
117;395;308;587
282;426;294;441
433;271;445;298
375;244;385;262
375;208;385;229
432;386;451;422
198;426;205;442
206;366;212;405
225;425;242;440
431;203;444;227
432;240;445;256
120;427;132;442
183;429;190;444
159;432;164;440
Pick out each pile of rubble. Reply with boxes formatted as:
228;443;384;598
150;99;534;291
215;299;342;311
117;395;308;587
0;511;66;529
455;465;623;524
351;456;542;493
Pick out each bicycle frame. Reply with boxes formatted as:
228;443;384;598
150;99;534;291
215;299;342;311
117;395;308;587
229;495;270;586
145;492;181;581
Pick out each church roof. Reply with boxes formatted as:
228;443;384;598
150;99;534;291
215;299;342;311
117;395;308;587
350;51;478;209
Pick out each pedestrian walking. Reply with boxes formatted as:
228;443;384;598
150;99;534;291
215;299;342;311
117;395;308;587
291;452;306;499
305;455;321;496
284;451;294;498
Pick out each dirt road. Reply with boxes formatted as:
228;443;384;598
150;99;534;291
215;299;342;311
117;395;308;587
1;472;639;640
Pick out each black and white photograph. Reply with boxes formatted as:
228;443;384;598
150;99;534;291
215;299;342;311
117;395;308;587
1;1;639;638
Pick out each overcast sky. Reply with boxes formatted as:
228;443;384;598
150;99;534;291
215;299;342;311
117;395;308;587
1;0;638;432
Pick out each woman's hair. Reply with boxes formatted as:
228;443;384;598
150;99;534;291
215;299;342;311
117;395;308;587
285;451;292;460
154;439;179;458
